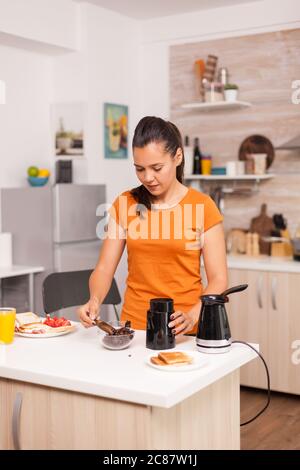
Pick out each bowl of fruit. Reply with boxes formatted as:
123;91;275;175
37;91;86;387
27;166;50;186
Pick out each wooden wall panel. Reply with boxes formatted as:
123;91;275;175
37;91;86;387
170;29;300;234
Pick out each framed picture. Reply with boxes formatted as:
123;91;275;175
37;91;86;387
104;103;128;159
52;102;84;157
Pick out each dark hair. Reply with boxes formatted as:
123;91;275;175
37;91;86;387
130;116;185;214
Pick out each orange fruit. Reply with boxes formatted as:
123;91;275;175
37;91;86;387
38;169;50;177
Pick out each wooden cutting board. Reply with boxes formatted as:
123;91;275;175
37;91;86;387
250;203;275;255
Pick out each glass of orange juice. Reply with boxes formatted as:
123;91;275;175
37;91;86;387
0;308;16;344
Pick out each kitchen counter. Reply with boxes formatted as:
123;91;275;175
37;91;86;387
0;324;257;450
227;254;300;273
0;324;256;408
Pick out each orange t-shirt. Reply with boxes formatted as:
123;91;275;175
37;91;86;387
108;187;223;330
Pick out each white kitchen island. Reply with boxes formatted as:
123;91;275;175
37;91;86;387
0;324;257;450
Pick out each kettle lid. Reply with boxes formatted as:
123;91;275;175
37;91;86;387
200;294;229;304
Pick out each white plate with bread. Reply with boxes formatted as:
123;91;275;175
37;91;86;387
146;350;209;372
15;312;76;338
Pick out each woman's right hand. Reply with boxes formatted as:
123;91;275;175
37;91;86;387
78;296;100;328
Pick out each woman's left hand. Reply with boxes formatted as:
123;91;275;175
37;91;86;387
168;310;198;336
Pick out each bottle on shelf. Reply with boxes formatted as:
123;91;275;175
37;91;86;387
193;137;202;174
183;135;193;175
252;232;260;257
246;232;252;256
217;67;229;86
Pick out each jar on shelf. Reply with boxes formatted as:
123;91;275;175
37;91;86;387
204;81;224;103
245;154;255;174
217;67;229;86
201;155;212;175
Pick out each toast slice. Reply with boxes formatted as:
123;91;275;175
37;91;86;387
15;312;41;328
150;356;169;366
158;351;193;365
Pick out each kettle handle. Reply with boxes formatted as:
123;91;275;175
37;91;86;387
221;284;248;297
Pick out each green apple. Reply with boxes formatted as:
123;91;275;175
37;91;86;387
27;166;39;177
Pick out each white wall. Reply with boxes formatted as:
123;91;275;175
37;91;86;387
140;0;300;118
0;0;80;186
0;45;53;187
52;3;141;202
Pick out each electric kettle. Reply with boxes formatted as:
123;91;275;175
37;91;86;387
196;284;248;353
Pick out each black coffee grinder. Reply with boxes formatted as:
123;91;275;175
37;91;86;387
196;284;248;353
146;298;175;350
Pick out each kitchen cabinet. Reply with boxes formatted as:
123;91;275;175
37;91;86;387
268;271;300;394
0;379;50;450
0;378;151;450
0;373;240;450
227;268;300;394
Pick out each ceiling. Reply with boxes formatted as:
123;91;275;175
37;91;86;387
73;0;261;20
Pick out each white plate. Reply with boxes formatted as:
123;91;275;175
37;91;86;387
15;322;76;338
145;351;209;372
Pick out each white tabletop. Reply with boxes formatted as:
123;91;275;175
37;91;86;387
0;265;44;279
0;324;257;408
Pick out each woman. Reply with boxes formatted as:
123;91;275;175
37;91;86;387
78;116;227;335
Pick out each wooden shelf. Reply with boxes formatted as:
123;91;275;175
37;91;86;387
181;100;251;111
184;174;275;181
